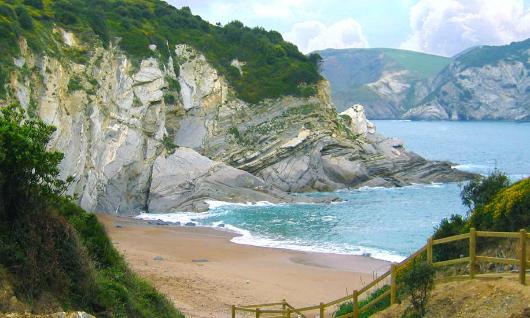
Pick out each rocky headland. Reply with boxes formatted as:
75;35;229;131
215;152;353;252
3;31;471;214
318;40;530;121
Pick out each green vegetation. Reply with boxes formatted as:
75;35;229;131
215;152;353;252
433;171;529;261
456;39;530;69
316;47;450;111
68;76;83;92
162;135;177;154
0;104;183;317
374;48;451;78
335;285;390;318
399;260;435;318
0;0;321;103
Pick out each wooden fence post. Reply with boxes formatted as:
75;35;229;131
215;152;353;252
255;308;260;318
319;302;324;318
427;237;433;264
282;299;287;310
520;229;527;285
469;228;476;278
352;290;359;318
390;264;397;305
231;305;236;318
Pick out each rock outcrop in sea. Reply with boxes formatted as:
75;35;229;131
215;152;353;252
3;31;472;214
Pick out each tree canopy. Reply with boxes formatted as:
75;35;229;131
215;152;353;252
0;0;322;102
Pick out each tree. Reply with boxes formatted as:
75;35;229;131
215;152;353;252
460;170;510;211
0;104;71;219
400;260;435;317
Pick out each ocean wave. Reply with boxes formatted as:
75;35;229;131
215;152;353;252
136;211;215;225
226;224;406;262
205;200;280;209
356;182;447;192
451;163;492;172
136;212;405;262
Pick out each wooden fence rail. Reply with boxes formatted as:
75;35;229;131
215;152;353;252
232;229;528;318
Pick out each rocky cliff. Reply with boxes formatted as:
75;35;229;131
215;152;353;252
404;39;530;120
317;48;450;118
2;28;472;214
319;40;530;121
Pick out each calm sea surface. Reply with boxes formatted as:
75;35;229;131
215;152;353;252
139;121;530;262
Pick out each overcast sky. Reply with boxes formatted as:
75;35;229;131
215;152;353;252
165;0;530;57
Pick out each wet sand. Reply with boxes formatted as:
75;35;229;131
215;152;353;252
98;214;390;318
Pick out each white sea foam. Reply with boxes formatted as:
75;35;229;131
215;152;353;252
204;200;280;209
136;212;406;262
451;163;492;173
136;211;214;224
226;223;406;262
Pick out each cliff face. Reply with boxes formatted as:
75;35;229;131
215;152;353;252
404;40;530;120
319;40;530;121
3;30;471;214
317;48;450;118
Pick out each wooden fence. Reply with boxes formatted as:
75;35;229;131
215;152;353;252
231;228;529;318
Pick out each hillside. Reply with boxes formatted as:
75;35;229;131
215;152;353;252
317;48;450;117
405;39;530;120
0;0;321;103
320;40;530;121
0;105;183;317
0;0;472;214
373;278;530;318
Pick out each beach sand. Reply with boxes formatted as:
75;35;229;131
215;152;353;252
98;214;390;318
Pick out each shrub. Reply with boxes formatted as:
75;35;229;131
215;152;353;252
399;260;435;317
15;6;33;30
0;104;183;317
23;0;43;9
432;214;467;261
461;170;510;211
470;178;530;231
334;285;390;318
68;76;83;92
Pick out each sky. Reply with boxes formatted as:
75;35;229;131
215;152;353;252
165;0;530;57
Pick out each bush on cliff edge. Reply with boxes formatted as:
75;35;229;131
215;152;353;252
0;104;183;317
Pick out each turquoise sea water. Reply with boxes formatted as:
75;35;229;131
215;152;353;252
138;121;530;262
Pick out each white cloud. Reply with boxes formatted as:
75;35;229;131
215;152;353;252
284;18;369;53
400;0;530;56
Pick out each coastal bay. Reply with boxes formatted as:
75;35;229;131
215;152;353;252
98;214;389;317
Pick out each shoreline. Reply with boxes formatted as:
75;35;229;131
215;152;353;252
98;214;390;317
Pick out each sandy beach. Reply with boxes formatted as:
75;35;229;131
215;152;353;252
98;214;390;318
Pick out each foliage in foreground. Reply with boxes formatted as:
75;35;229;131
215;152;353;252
0;0;321;102
398;260;435;318
433;171;529;261
334;285;390;318
0;104;183;317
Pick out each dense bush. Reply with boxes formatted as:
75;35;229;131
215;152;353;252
432;214;468;261
460;170;510;211
0;104;183;317
0;0;322;103
469;178;530;232
433;171;529;261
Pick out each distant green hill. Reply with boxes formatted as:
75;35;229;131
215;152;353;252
405;39;530;120
0;0;321;103
317;48;450;117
